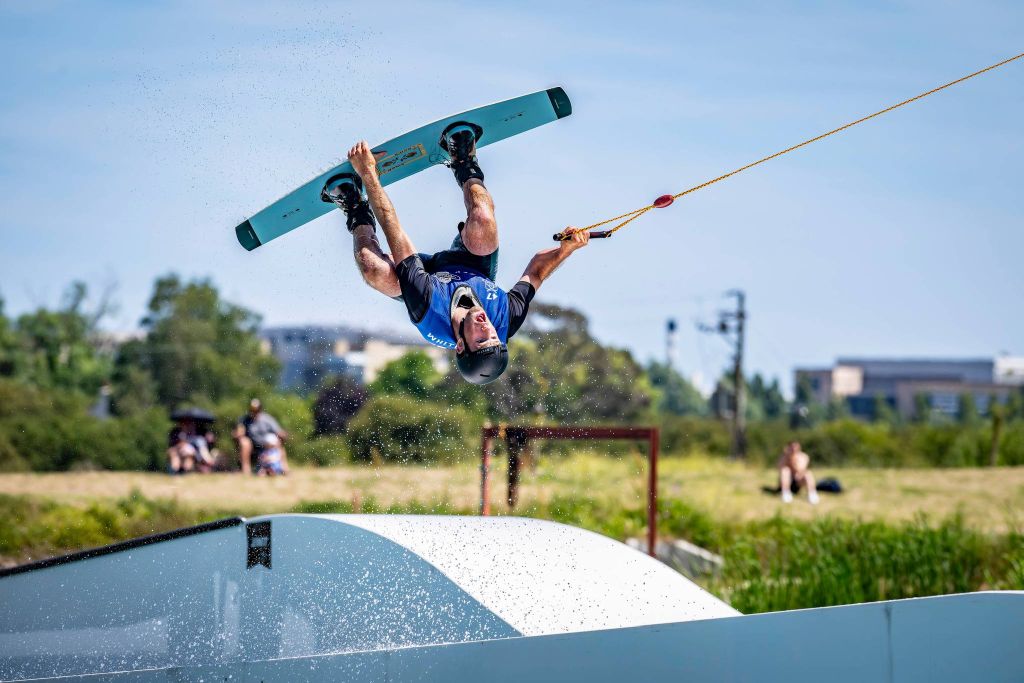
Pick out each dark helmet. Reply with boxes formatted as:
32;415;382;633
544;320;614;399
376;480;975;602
456;344;509;385
451;286;509;385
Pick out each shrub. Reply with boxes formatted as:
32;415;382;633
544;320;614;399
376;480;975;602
797;420;904;467
368;351;441;400
998;422;1024;466
541;494;647;542
0;377;89;418
0;433;28;472
288;435;351;467
0;408;168;472
744;420;794;465
659;416;731;456
945;428;987;468
658;414;1024;469
347;396;477;464
0;378;169;472
313;375;367;435
909;424;961;467
658;497;726;552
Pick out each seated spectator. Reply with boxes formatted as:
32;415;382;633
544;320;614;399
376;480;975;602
255;433;288;476
167;425;194;474
233;398;289;475
167;417;212;474
192;429;216;473
778;440;819;505
198;425;229;472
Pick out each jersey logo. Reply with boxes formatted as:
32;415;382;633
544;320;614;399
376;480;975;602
483;279;499;300
434;271;462;284
425;331;456;349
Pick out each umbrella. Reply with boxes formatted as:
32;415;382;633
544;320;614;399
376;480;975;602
170;407;216;423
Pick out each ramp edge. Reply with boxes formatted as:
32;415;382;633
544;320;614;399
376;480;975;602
0;516;245;578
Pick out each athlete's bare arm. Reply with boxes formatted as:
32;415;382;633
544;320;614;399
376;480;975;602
519;227;589;290
348;141;418;264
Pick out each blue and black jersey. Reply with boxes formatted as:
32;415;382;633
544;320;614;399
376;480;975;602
395;255;534;349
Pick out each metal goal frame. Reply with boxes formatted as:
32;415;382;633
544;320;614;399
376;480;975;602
480;425;659;556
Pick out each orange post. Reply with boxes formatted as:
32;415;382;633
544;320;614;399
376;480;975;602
480;431;493;516
479;425;659;557
648;428;659;557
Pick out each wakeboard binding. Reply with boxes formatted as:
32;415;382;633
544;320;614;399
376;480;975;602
441;122;485;186
321;173;376;232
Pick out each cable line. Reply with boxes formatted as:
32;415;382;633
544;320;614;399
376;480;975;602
553;51;1024;241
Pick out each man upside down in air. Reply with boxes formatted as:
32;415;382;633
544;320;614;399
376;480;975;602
322;126;589;384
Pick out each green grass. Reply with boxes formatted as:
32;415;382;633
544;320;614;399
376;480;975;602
710;514;1024;612
4;453;1024;532
0;491;213;565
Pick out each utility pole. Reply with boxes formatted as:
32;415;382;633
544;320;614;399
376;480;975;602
730;290;746;460
666;318;678;370
697;290;747;459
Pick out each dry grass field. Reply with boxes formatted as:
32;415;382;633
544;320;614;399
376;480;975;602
3;454;1023;533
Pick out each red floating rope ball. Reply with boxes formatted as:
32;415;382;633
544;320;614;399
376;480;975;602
653;194;674;209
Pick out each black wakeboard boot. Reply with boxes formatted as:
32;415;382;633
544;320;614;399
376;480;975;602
441;122;485;186
321;173;376;232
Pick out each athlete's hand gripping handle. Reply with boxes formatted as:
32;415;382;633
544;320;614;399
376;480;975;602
552;228;611;241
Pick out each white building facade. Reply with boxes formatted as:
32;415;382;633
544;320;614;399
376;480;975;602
795;355;1024;419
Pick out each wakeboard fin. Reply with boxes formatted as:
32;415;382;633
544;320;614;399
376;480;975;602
235;220;262;252
547;87;572;119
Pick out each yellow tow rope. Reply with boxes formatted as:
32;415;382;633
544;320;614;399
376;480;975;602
554;51;1024;241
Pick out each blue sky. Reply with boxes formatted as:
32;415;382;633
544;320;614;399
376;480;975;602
1;1;1021;394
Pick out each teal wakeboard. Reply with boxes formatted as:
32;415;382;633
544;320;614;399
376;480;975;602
235;87;572;250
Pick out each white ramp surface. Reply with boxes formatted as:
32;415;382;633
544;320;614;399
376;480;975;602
335;514;738;634
1;515;1022;682
0;514;734;680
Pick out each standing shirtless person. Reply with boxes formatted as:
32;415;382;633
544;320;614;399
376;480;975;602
322;126;589;384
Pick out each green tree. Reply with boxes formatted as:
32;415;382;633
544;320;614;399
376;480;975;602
761;377;787;420
369;350;441;399
313;373;368;435
347;395;475;464
710;374;743;419
8;282;113;393
742;375;764;422
0;295;20;377
989;395;1005;467
747;373;787;421
456;302;652;423
794;375;815;405
957;393;980;426
872;393;899;425
131;275;280;406
825;396;850;421
110;363;159;416
912;392;933;424
791;375;825;428
1007;389;1024;421
647;361;707;416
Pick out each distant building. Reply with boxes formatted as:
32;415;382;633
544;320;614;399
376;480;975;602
795;356;1024;419
260;325;447;391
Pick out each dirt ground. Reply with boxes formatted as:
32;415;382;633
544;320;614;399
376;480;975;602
3;455;1022;532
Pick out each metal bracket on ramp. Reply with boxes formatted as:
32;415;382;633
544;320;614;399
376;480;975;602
246;521;271;569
